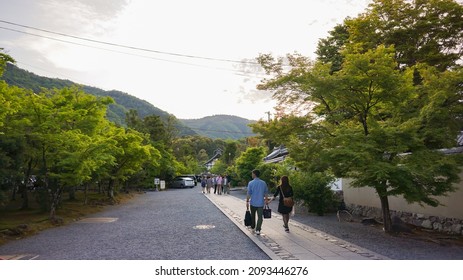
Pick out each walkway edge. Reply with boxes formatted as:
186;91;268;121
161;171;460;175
205;194;282;260
207;193;389;260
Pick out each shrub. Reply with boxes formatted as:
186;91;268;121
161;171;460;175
292;171;336;216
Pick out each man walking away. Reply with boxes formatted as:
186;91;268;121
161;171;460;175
246;169;269;235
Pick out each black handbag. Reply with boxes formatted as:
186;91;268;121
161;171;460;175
244;210;252;226
263;204;271;219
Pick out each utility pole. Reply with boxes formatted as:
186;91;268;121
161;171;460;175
264;111;272;151
265;111;271;122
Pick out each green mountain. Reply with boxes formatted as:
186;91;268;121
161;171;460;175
181;115;256;140
2;63;197;136
2;64;255;139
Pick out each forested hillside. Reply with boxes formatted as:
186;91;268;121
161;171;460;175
181;115;255;140
2;63;197;136
3;64;256;139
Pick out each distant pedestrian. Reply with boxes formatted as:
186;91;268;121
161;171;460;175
272;175;294;232
223;174;229;194
246;169;269;236
206;176;213;194
201;176;207;194
213;176;218;194
216;175;223;195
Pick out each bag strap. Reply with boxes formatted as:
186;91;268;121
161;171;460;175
280;187;293;199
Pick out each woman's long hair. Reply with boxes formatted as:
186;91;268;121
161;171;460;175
280;175;291;194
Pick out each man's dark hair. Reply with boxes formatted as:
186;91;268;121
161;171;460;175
252;169;260;177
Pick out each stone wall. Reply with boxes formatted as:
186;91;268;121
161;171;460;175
347;203;463;235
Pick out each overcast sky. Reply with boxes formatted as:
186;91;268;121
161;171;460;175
0;0;372;120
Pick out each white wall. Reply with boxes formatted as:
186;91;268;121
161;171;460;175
342;172;463;220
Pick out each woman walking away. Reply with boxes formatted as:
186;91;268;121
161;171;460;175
272;175;294;232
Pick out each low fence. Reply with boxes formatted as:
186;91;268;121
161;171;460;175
341;173;463;235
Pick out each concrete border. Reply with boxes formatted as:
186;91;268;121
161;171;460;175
205;194;282;260
206;192;389;260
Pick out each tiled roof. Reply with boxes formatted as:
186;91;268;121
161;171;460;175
264;145;289;163
204;148;223;165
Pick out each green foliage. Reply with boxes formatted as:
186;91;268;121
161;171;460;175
263;160;337;215
356;0;463;71
197;149;209;162
0;190;7;208
210;159;228;175
291;172;335;216
255;163;278;191
320;0;463;72
153;142;182;181
0;48;15;77
255;0;463;232
315;24;349;73
1;63;196;136
0;78;164;213
180;155;205;175
34;188;51;213
223;140;239;164
234;147;266;184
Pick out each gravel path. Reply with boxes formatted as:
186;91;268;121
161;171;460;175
0;187;270;260
291;212;463;260
3;187;462;260
231;189;463;260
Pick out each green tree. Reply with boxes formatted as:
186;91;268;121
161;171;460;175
0;48;14;77
210;159;228;175
223;140;238;164
154;143;183;180
125;110;182;181
1;53;166;216
125;109;144;131
197;149;209;162
0;76;29;206
234;147;266;184
256;46;462;232
318;0;463;72
103;126;160;199
80;123;118;204
316;24;349;73
28;87;116;215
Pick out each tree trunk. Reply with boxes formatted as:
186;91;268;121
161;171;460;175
19;184;28;210
84;183;88;205
379;194;392;233
68;186;76;201
49;187;62;220
20;159;34;210
11;182;18;201
107;178;114;201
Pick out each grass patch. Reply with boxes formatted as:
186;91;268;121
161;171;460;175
0;190;138;246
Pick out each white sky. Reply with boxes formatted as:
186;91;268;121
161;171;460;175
0;0;371;120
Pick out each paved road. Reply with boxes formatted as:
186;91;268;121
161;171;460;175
0;187;270;260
